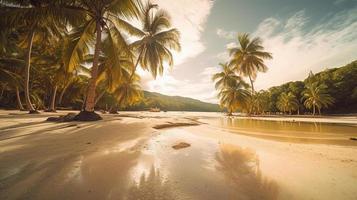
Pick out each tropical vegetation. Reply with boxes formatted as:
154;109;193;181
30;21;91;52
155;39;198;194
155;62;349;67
213;32;357;115
0;0;180;120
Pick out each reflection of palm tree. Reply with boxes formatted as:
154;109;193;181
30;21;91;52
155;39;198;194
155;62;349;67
127;166;179;200
216;144;279;200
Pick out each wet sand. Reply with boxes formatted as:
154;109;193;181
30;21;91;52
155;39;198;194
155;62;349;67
0;110;357;199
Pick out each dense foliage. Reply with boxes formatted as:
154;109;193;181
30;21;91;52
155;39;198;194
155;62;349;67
266;61;357;114
213;31;356;115
0;0;181;118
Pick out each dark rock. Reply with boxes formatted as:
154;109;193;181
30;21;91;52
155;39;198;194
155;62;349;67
46;113;77;122
74;111;102;121
350;137;357;141
109;110;119;114
29;110;40;114
172;142;191;150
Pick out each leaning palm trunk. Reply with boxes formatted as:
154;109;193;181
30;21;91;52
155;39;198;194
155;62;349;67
15;86;24;110
94;90;105;106
84;22;102;112
49;86;58;112
24;30;36;112
58;81;70;106
248;74;255;94
130;49;144;80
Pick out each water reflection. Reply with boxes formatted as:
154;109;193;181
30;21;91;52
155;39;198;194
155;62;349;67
211;118;357;145
216;144;279;200
127;166;180;200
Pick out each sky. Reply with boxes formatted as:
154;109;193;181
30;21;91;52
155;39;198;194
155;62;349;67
139;0;357;103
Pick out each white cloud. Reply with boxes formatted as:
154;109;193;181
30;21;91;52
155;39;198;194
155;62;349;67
139;66;220;103
251;8;357;90
152;0;214;65
216;28;236;39
215;8;357;93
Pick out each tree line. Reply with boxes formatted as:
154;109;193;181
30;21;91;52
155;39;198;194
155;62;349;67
0;0;180;120
213;33;357;115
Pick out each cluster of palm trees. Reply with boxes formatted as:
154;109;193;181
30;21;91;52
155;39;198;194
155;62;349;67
0;0;180;120
213;34;334;116
213;33;272;115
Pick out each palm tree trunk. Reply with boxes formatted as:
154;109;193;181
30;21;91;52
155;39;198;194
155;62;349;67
94;90;105;106
49;85;58;112
130;49;144;80
16;86;24;110
84;21;102;112
313;105;316;115
248;74;255;94
24;30;36;112
58;82;70;106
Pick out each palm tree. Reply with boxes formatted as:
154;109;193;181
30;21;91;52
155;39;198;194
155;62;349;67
94;39;135;106
129;2;181;79
302;82;334;115
250;90;270;115
112;74;142;110
212;63;243;89
218;80;250;116
61;0;143;120
0;0;78;113
276;92;299;115
228;33;272;94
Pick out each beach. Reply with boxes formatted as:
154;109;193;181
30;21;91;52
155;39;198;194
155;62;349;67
0;110;357;200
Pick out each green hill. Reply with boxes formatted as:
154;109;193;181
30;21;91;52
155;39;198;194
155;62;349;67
123;91;221;112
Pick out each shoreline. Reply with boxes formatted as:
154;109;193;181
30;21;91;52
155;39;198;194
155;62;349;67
0;111;356;199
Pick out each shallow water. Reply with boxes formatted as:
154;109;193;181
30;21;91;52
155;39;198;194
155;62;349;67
202;117;357;146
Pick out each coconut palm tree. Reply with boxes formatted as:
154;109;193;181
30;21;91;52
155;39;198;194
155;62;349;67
60;0;144;120
0;0;80;113
228;33;272;94
94;40;135;106
113;75;142;108
212;63;244;89
302;82;334;115
276;92;299;115
129;2;181;79
250;90;270;115
218;80;250;116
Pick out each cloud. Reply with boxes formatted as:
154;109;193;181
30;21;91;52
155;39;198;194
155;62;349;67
216;28;237;39
250;8;357;90
152;0;214;65
139;66;220;103
215;7;357;93
137;0;216;102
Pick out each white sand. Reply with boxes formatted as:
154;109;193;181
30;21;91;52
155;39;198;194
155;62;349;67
0;110;356;200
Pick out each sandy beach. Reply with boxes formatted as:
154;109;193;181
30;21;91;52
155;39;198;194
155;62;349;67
0;110;357;200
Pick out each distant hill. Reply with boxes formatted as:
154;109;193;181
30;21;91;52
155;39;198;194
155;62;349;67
124;91;221;112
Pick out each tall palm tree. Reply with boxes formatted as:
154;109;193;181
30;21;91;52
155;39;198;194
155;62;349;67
212;63;244;89
302;82;334;115
218;80;250;116
229;33;272;94
0;0;79;113
276;92;299;115
61;0;143;120
129;2;181;79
